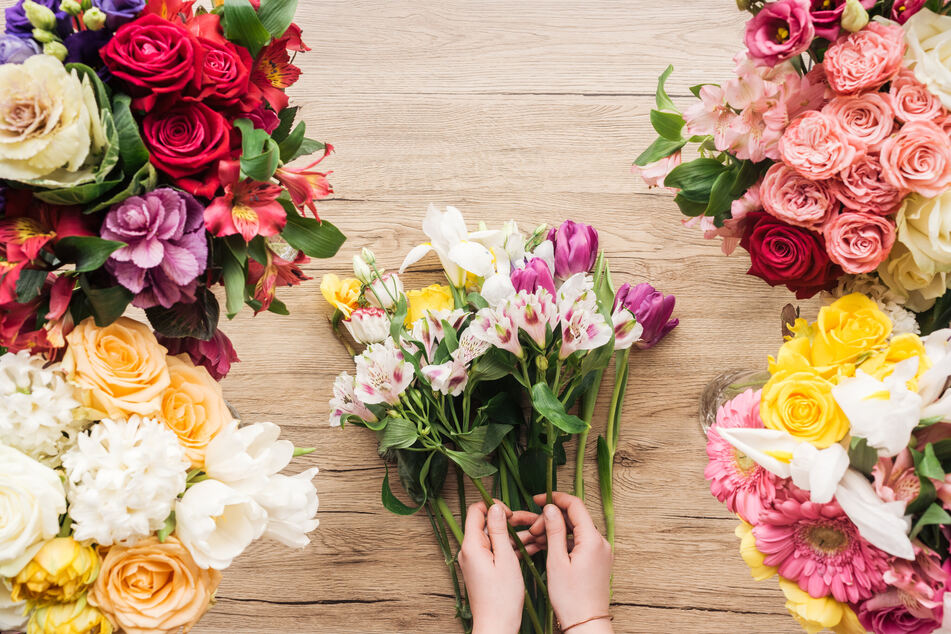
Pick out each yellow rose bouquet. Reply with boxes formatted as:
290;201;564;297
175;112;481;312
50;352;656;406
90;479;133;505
0;316;320;633
705;293;951;634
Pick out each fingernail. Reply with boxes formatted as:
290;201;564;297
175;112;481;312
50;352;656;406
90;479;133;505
489;504;503;519
544;505;558;519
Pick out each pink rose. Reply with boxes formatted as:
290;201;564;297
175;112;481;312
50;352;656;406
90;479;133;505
880;120;951;197
779;110;863;180
824;22;906;95
744;0;815;67
822;93;895;150
824;211;896;274
760;163;838;230
829;154;903;215
889;69;946;124
632;151;681;189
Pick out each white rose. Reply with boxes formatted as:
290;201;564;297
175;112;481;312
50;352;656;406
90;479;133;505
175;479;267;570
0;579;26;631
904;9;951;110
0;55;106;184
896;192;951;274
878;239;950;312
0;444;67;577
254;468;320;549
203;422;293;493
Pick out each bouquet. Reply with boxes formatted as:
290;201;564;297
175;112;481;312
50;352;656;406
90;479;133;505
0;315;319;634
706;292;951;634
324;205;678;633
0;0;343;362
635;0;951;334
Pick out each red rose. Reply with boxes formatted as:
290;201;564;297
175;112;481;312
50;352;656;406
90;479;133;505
740;211;841;299
100;14;199;111
143;102;232;188
186;13;255;110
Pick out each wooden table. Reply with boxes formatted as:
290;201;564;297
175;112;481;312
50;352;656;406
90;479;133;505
200;2;818;632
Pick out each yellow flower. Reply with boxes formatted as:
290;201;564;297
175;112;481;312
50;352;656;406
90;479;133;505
320;274;362;318
734;523;776;581
761;368;849;448
811;293;891;368
28;595;113;634
12;538;100;604
779;577;864;634
158;355;231;469
405;284;454;325
859;333;931;389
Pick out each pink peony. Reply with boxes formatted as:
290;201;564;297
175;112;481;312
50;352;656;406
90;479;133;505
754;486;891;603
829;154;904;216
823;211;896;274
890;69;947;124
822;93;895;150
857;544;948;634
780;111;863;180
760;163;838;230
704;388;779;524
633;151;681;189
744;0;815;67
824;22;906;95
880;120;951;197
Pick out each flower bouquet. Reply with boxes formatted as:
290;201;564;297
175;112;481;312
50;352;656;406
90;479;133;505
0;315;319;634
706;292;951;633
324;205;678;633
635;0;951;334
0;0;342;360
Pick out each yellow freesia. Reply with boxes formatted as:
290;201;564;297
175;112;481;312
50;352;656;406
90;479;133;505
760;368;849;448
405;284;454;325
28;595;113;634
811;294;891;368
12;538;100;604
779;578;865;634
320;274;362;318
734;522;776;581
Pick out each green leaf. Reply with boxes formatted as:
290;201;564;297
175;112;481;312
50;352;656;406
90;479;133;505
145;287;220;340
222;0;272;57
466;292;489;310
530;383;588;434
848;437;878;476
83;163;158;215
672;191;709;217
220;243;246;319
920;443;946;481
911;503;951;539
634;136;686;167
54;236;125;273
290;137;325;162
33;177;123;206
15;269;47;303
440;319;459;353
468;347;512;382
390;295;408;340
379;417;419;450
479;393;524;429
396;449;447;505
112;93;149;174
649;110;684;141
257;0;298;38
157;512;175;543
278;120;306;164
919;416;945;428
689;83;714;98
518;447;548;495
266;297;290;315
234;118;280;182
445;449;497;478
704;169;736;218
248;236;269;264
79;275;133;327
280;204;347;258
272;106;300;143
655;64;676;112
664;158;727;197
382;465;424;515
907;476;936;516
453;424;513;455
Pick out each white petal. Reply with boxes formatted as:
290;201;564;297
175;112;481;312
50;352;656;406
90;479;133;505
399;242;434;273
790;443;849;504
533;240;555;274
835;470;914;560
481;274;516;306
713;426;797;479
448;240;496;277
440;206;469;244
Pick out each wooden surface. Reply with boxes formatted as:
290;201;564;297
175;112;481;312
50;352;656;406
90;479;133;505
200;2;815;632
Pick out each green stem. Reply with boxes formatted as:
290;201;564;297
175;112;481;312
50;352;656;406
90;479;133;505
457;467;468;528
436;497;464;546
545;420;554;506
523;590;544;634
427;501;471;631
575;369;604;499
605;349;631;454
501;439;535;510
602;460;616;549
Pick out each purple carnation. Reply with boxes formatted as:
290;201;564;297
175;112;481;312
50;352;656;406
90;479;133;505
92;0;146;30
4;0;71;39
103;188;208;310
0;34;39;64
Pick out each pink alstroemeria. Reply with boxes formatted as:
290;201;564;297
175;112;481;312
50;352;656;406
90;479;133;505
410;308;468;361
611;306;644;351
353;338;414;406
205;160;287;241
275;144;334;220
330;371;378;427
421;359;469;397
246;246;310;314
505;289;557;348
557;301;612;360
470;306;523;359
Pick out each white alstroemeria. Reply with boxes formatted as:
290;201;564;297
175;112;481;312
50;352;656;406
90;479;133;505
175;479;267;570
499;220;526;268
352;254;374;284
0;579;25;631
411;308;468;361
481;273;517;306
343;307;391;345
453;330;492;365
788;442;850;504
836;470;914;560
421;359;469;396
354;338;415;405
556;273;597;314
400;205;502;286
611;307;644;351
329;372;378;427
366;273;404;310
920;329;951;420
832;359;922;457
254;468;320;549
204;422;294;493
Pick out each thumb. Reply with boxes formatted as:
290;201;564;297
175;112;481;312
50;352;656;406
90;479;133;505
487;503;516;565
544;504;569;568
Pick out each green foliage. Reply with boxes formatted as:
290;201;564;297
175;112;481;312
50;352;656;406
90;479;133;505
145;287;220;341
78;275;133;327
379;417;419;450
234;118;281;182
848;437;877;476
257;0;298;38
531;383;588;434
54;236;125;274
279;201;347;258
222;0;271;57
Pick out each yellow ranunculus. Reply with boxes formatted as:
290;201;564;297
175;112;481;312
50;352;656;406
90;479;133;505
405;284;454;325
761;368;849;448
320;274;362;318
28;595;113;634
811;293;891;368
779;577;864;634
734;523;776;582
859;332;931;389
12;538;99;604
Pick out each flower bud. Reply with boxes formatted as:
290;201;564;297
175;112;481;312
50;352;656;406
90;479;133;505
32;27;57;43
535;355;549;372
511;257;556;296
42;40;67;61
352;255;373;284
367;274;404;310
24;0;56;31
80;0;92;9
736;0;751;9
361;247;377;266
11;538;100;603
613;283;678;350
59;0;82;15
82;6;107;30
841;0;869;32
343;307;390;344
547;220;599;278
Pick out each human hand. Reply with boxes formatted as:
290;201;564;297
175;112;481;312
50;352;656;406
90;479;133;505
459;500;541;634
531;492;613;634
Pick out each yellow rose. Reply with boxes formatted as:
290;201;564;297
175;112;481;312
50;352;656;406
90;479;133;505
859;333;931;388
12;538;99;604
88;536;221;634
405;284;454;325
62;317;170;420
320;274;362;318
734;523;776;582
779;577;864;634
811;293;891;368
159;355;232;468
761;368;849;448
28;595;113;634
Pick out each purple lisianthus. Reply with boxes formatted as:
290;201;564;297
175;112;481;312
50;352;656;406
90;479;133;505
613;283;678;350
65;29;112;72
547;220;598;279
0;34;39;64
511;257;556;296
810;0;875;41
744;0;814;67
158;329;240;381
92;0;146;31
102;188;208;310
4;0;71;40
892;0;929;24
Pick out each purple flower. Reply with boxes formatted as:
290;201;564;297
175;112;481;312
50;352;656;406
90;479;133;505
0;34;39;64
892;0;929;24
511;257;556;296
64;29;112;73
102;188;208;310
547;220;598;278
613;283;678;350
158;329;240;381
809;0;875;40
4;0;71;40
92;0;146;30
744;0;814;67
246;102;281;134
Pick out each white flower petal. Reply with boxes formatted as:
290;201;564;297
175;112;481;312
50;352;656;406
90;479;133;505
835;470;914;560
789;443;849;504
448;240;496;278
399;242;434;273
713;426;797;479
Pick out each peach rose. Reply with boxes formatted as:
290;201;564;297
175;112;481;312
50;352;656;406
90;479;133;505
779;111;864;180
880;120;951;197
824;212;897;274
760;163;838;230
824;22;906;94
62;317;170;419
88;536;221;634
829;154;904;215
889;69;946;123
822;93;895;150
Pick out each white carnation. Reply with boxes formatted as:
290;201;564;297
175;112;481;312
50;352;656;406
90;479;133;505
63;416;189;546
0;351;87;466
828;274;921;335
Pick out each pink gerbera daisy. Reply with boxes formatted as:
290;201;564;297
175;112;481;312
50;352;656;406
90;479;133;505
754;487;890;604
705;388;779;524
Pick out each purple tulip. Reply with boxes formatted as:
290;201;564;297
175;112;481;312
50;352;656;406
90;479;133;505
4;0;70;39
511;257;556;296
93;0;146;30
0;34;39;64
158;329;240;381
102;188;208;310
547;220;598;278
613;283;678;350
